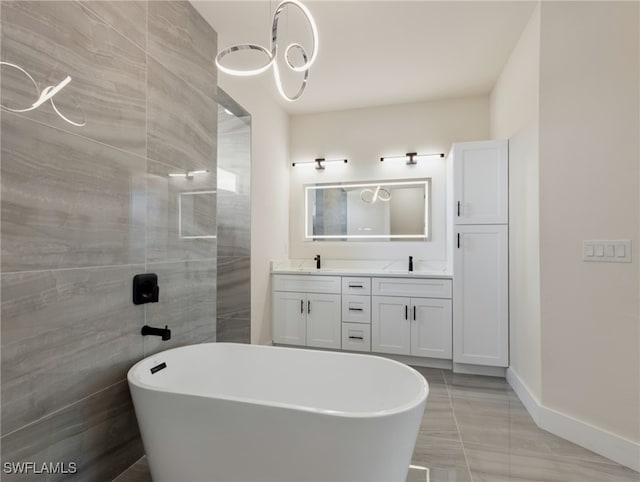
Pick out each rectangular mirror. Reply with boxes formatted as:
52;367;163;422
305;179;430;241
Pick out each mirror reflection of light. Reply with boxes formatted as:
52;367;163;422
0;61;86;127
168;170;210;178
217;168;238;193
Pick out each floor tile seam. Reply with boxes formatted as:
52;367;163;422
419;433;463;443
442;369;475;482
111;455;147;482
0;378;126;439
460;439;635;471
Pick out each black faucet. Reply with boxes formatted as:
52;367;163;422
409;256;414;272
314;254;321;269
141;325;171;341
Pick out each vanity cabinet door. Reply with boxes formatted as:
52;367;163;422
273;291;306;346
371;296;411;355
306;293;342;349
411;298;452;359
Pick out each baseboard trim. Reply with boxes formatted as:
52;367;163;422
507;367;640;473
453;362;506;377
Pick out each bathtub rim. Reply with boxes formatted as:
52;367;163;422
127;343;428;419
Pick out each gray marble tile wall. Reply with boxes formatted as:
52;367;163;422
0;2;217;481
216;92;251;343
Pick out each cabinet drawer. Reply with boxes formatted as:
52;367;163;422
342;277;371;295
342;295;371;323
371;277;452;299
342;323;371;352
273;275;341;294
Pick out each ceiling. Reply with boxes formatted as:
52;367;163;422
192;1;537;115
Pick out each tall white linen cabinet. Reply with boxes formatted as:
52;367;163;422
448;140;509;369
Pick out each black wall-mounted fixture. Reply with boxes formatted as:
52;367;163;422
380;152;445;165
291;158;348;170
133;273;159;305
141;325;171;341
314;254;321;269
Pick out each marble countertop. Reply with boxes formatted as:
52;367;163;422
270;259;452;279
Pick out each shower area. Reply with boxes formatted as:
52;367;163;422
0;1;249;480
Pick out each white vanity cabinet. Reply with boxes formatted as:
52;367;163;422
341;277;371;353
272;275;341;349
371;278;453;358
450;139;509;369
272;273;453;361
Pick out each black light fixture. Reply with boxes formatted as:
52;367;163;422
292;158;348;170
380;152;445;165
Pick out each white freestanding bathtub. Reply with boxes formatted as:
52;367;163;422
127;343;428;482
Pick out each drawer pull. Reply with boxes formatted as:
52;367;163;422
349;336;364;340
349;307;364;311
348;283;364;288
300;300;304;314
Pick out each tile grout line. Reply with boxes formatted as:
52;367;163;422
442;370;475;482
0;379;126;440
3;110;148;164
143;0;149;359
0;257;218;277
2;109;208;174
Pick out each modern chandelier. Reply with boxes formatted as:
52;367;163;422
215;0;318;102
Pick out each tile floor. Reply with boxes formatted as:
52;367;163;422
113;367;640;482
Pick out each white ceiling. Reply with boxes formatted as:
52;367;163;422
192;1;536;115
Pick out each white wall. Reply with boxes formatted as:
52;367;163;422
490;6;542;400
217;75;290;346
538;1;639;444
289;96;490;263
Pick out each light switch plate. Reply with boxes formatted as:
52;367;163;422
583;240;632;263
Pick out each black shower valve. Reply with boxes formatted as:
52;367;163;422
133;273;160;305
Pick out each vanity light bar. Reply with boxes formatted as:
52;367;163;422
310;180;427;190
292;158;348;170
380;152;445;165
168;170;210;178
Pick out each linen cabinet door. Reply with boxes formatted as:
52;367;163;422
410;298;452;359
454;225;508;366
371;296;411;355
453;140;508;225
306;293;342;349
273;291;306;346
